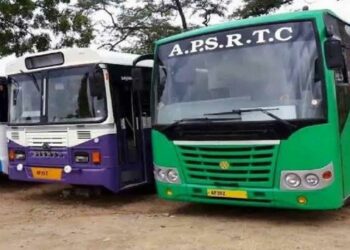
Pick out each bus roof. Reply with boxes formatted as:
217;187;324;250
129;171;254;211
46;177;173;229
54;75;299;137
156;9;346;46
5;48;152;75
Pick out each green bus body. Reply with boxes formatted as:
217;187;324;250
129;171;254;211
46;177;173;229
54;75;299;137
151;10;350;210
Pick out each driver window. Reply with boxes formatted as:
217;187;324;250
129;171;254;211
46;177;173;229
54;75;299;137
332;17;350;129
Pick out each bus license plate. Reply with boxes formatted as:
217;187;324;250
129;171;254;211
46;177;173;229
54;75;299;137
207;189;248;199
31;167;62;181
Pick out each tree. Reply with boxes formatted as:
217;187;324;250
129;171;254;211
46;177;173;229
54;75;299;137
82;0;230;54
0;0;94;57
190;0;229;26
150;0;229;29
232;0;294;19
78;0;183;53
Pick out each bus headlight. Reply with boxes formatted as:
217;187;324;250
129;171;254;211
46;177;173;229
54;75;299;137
15;151;26;160
158;169;168;182
167;169;180;183
74;153;89;163
285;173;301;188
154;166;181;184
281;163;334;190
305;174;319;186
9;150;26;161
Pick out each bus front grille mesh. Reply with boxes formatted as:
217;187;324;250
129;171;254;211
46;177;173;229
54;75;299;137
176;143;279;188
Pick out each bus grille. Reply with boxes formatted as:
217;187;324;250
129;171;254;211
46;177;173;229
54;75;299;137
176;143;279;188
25;131;67;147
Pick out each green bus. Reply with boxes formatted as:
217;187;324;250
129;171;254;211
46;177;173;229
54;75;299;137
134;10;350;209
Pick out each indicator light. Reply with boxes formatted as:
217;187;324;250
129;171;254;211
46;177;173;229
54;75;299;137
9;150;15;161
92;151;101;164
297;196;308;205
322;171;332;180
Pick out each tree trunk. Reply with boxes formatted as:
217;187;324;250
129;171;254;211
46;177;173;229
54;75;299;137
173;0;188;30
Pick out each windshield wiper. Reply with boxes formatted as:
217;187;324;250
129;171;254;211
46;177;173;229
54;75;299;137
205;108;297;130
159;117;240;132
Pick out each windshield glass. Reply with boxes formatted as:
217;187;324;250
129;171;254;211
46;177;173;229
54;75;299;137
47;66;107;123
9;73;42;124
155;21;325;125
9;65;107;124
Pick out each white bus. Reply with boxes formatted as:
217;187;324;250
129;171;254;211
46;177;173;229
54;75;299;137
6;48;153;191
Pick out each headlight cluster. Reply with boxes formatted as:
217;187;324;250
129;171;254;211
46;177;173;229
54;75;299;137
154;166;181;184
74;151;101;164
9;150;26;161
281;163;333;190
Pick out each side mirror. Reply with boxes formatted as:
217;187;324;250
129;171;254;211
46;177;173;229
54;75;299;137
131;68;145;92
89;69;105;98
0;77;7;85
325;38;345;69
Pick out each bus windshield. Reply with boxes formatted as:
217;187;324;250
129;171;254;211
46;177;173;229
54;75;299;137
9;65;107;124
9;73;42;124
154;21;325;125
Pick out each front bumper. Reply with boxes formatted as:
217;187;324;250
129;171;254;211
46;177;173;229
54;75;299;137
156;182;343;210
8;164;119;192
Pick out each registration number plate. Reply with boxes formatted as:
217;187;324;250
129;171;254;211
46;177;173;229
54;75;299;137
31;167;63;181
207;189;248;199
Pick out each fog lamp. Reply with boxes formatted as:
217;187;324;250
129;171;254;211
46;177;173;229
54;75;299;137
64;165;72;174
166;189;173;196
16;163;24;172
297;196;308;205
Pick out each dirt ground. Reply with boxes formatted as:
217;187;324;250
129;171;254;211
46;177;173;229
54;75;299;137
1;175;350;250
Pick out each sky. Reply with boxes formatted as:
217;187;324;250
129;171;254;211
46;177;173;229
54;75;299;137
0;0;349;74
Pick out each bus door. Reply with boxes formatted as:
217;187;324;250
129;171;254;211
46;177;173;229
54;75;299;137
116;69;146;187
0;77;8;174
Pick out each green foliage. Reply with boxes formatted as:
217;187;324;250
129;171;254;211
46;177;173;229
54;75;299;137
0;0;294;57
232;0;293;19
0;0;94;57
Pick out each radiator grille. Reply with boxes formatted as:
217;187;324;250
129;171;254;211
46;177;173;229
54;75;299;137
176;143;279;188
25;131;67;147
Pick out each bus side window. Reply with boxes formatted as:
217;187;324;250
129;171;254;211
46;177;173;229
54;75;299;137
339;24;350;83
334;19;350;130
